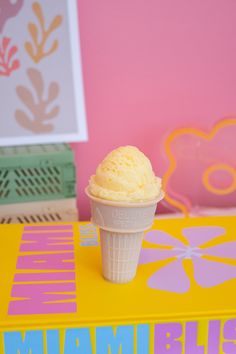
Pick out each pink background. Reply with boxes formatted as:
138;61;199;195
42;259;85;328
73;0;236;220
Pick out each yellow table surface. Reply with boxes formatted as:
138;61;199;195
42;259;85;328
0;216;236;331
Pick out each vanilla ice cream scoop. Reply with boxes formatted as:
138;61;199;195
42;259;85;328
88;146;162;202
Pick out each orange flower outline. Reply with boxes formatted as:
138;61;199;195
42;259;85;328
162;118;236;216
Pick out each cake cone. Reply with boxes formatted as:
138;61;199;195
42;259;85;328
86;188;164;283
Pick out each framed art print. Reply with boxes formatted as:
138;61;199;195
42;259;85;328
0;0;88;146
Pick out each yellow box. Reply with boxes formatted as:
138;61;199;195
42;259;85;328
0;216;236;353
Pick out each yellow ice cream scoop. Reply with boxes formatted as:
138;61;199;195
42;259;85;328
88;145;162;202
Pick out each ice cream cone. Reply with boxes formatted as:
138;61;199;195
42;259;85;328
86;188;164;283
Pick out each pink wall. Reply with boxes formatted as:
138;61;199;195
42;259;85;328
74;0;236;220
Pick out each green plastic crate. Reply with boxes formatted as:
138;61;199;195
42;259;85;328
0;144;76;205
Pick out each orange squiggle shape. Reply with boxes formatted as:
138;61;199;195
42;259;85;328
162;118;236;217
203;163;236;195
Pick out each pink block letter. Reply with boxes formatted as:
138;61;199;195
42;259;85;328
20;232;74;252
17;252;75;270
8;282;76;315
14;271;75;282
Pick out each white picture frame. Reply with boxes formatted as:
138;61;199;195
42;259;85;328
0;0;88;146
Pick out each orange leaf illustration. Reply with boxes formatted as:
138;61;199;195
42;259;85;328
49;15;62;32
15;68;60;133
25;2;63;63
32;2;44;29
28;22;39;46
28;67;44;99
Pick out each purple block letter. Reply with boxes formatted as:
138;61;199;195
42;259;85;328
155;323;182;354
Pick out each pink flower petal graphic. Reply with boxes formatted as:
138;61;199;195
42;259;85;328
148;259;190;293
182;227;225;246
193;257;236;287
204;242;236;260
139;248;178;264
144;230;183;247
